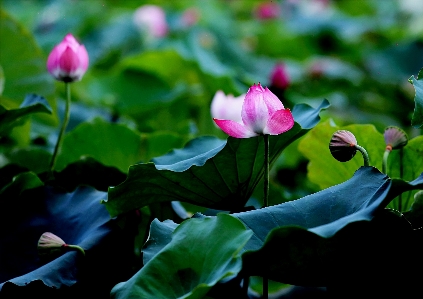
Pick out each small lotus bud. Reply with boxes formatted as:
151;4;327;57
47;34;89;82
329;130;358;162
38;232;66;256
270;64;290;90
384;126;408;151
37;232;85;256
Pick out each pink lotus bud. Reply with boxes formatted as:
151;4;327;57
37;232;85;256
254;2;281;20
133;5;168;38
270;64;290;90
211;90;245;125
213;83;294;138
329;130;357;162
47;34;89;83
37;232;66;256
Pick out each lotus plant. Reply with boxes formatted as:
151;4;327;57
213;83;294;298
47;34;89;172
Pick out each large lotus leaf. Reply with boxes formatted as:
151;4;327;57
104;100;330;217
233;167;423;251
143;167;391;257
409;67;423;128
142;219;179;265
0;10;54;115
141;169;423;291
298;120;385;189
236;169;423;287
55;118;185;173
0;186;133;298
0;94;52;135
110;214;252;299
241;209;422;294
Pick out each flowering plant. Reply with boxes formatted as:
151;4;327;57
1;1;423;299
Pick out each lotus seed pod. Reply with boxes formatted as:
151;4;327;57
384;126;408;151
329;130;357;162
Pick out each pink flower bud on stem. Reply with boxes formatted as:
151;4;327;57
47;34;88;83
38;232;85;256
382;126;408;211
47;34;88;172
382;126;408;173
329;130;369;167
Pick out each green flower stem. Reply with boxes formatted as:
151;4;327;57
49;82;71;172
382;149;390;174
263;134;269;299
65;244;86;256
264;134;269;208
354;144;370;167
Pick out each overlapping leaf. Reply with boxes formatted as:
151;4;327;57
0;186;133;298
237;168;423;287
110;214;252;299
141;168;423;291
0;94;52;135
104;100;329;217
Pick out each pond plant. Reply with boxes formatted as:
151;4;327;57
1;1;423;298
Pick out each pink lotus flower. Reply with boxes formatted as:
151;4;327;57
211;90;246;124
254;2;281;20
133;5;168;38
270;63;290;90
213;83;294;138
47;33;89;82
